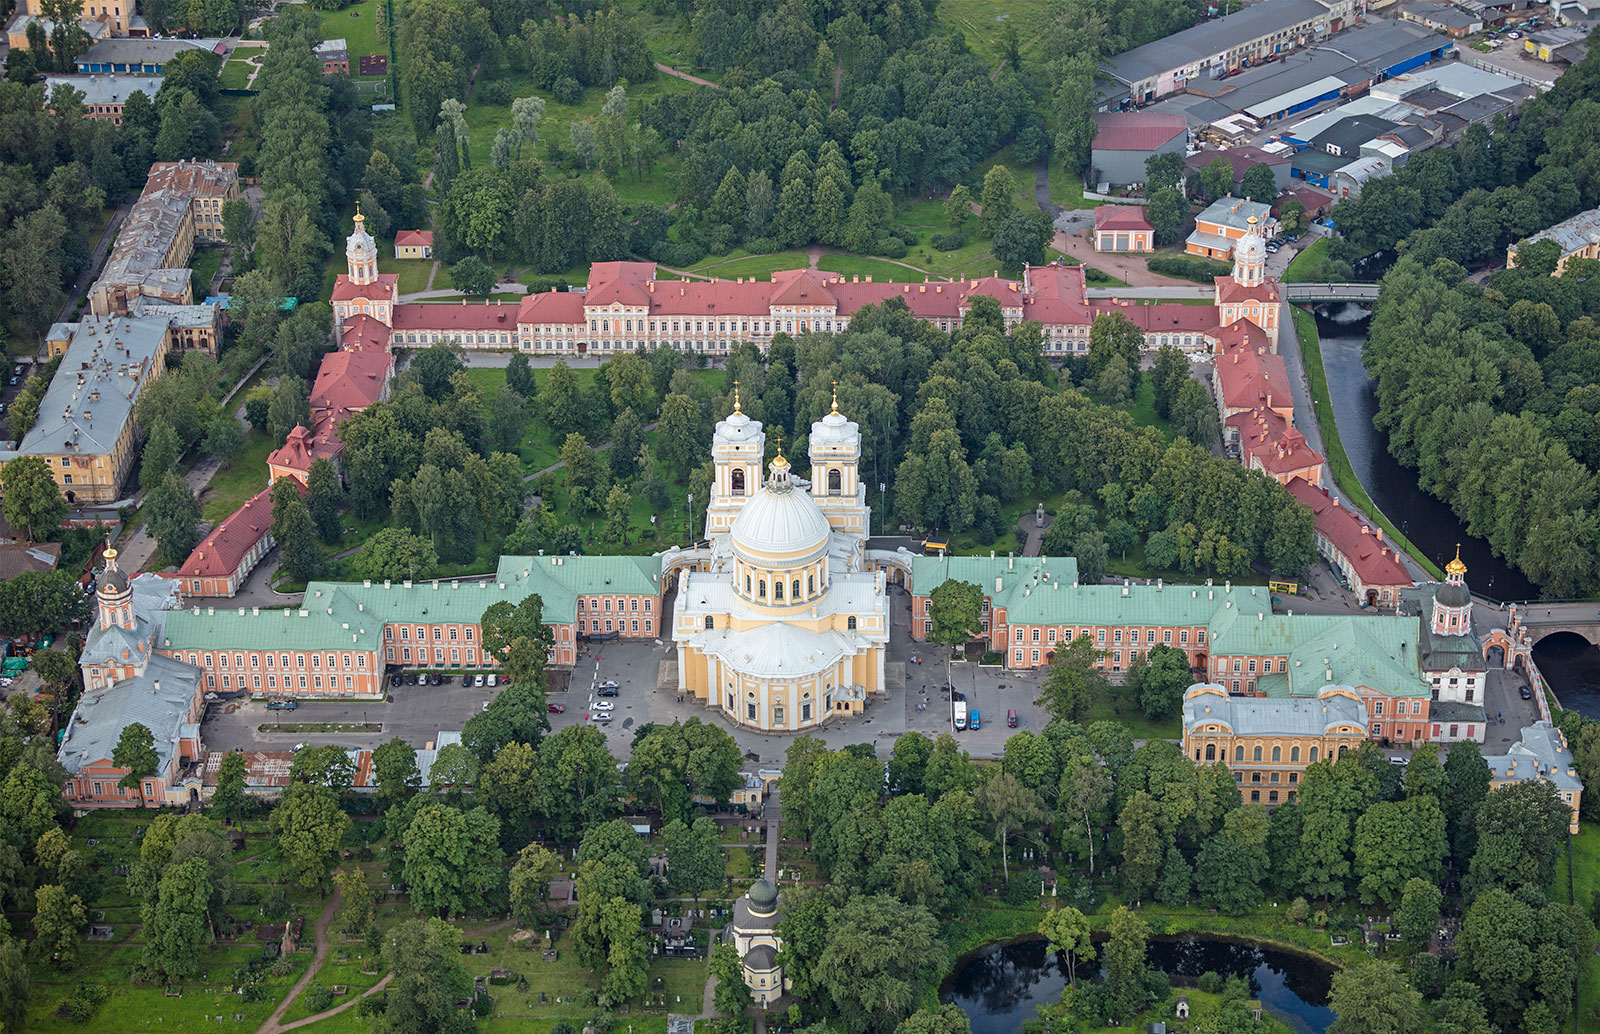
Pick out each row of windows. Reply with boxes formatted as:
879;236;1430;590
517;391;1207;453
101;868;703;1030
186;651;367;671
1013;626;1203;646
580;618;652;635
90;780;151;797
389;625;476;642
211;673;357;690
1199;743;1323;764
577;597;653;613
1371;699;1426;715
391;646;478;663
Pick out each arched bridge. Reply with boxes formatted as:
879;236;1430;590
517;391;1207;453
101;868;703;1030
1281;283;1382;303
1504;602;1600;648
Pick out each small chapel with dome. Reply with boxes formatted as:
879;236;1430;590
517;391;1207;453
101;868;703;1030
729;877;785;1006
670;388;889;732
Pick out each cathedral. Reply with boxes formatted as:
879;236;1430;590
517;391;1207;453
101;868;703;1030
669;389;890;733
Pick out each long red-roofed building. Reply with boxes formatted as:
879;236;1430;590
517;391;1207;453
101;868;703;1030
171;486;277;597
1287;477;1412;608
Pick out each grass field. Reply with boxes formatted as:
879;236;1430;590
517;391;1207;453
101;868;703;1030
937;0;1054;68
1552;828;1600;1033
190;246;224;298
1283;237;1332;283
391;258;443;295
200;432;275;522
1291;306;1444;581
219;46;261;90
684;251;810;279
816;253;924;282
318;0;385;61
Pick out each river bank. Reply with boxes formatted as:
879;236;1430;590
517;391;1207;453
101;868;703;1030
1289;305;1445;583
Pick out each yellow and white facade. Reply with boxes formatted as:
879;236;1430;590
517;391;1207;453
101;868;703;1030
671;391;888;732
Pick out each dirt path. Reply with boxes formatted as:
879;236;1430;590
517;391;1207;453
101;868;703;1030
654;62;718;88
255;887;342;1034
521;421;659;482
274;974;393;1033
460;917;516;939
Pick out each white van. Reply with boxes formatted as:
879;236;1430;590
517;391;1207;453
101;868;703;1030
953;700;969;730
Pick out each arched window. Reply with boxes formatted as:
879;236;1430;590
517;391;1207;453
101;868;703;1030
1271;745;1281;762
745;575;752;594
1309;747;1320;764
1205;744;1216;761
731;468;745;495
847;616;857;630
792;580;800;600
828;468;841;494
808;575;815;595
1252;745;1263;762
759;580;767;598
704;616;713;630
1234;745;1243;762
774;581;784;600
1290;746;1300;763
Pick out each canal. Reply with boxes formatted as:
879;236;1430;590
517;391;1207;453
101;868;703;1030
943;935;1335;1034
1311;305;1600;714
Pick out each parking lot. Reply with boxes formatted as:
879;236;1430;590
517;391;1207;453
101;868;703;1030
197;590;1058;765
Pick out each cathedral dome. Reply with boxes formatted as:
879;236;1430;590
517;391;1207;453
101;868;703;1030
731;465;832;564
1233;218;1265;271
748;878;779;913
1435;580;1471;608
810;409;857;448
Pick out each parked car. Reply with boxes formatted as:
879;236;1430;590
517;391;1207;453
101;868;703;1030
481;701;490;711
593;700;616;711
1007;709;1018;728
407;672;420;686
599;679;619;690
486;674;498;688
970;709;981;730
430;673;442;686
266;698;296;710
597;685;619;697
460;674;473;686
204;692;219;702
390;675;402;687
590;711;613;723
473;674;485;687
1520;686;1533;700
548;703;565;713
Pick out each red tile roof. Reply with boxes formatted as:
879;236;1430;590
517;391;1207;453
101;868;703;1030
1092;111;1189;151
1215;276;1281;304
1229;407;1322;477
1215;337;1292;415
267;424;340;475
176;487;272;578
339;313;391;352
311;344;390;415
588;261;658;288
1183;145;1290;180
1090;301;1221;335
1286;477;1412;588
331;273;399;302
394;229;433;248
390;301;518;331
518;289;586;324
1095;206;1154;232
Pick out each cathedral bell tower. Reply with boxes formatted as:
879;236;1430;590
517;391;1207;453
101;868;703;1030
96;547;136;631
346;204;378;286
808;383;869;540
705;384;766;539
1431;545;1473;637
1232;215;1266;288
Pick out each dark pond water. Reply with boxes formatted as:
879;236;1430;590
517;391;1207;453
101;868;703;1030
942;935;1335;1034
1533;632;1600;719
1312;305;1537;601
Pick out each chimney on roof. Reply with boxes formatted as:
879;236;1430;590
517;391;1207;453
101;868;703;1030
1361;525;1370;536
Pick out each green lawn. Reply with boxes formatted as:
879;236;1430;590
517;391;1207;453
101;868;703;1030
219;47;261;90
391;258;443;295
1282;237;1331;283
1049;167;1095;211
201;432;275;522
815;253;924;283
318;0;384;60
190;246;224;298
1291;307;1444;581
1552;828;1600;1033
684;251;810;280
937;0;1055;68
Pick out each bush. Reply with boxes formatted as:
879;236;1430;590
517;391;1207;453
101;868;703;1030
653;241;707;268
708;223;737;254
62;984;107;1023
1145;254;1232;283
931;231;967;251
743;236;778;254
304;986;334;1013
1196;970;1223;994
475;79;510;105
553;76;582;104
875;236;908;258
1002;874;1036;904
473;992;494;1017
1084;267;1122;285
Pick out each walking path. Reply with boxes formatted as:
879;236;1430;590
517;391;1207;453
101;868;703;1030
255;887;343;1034
521;420;658;482
53;199;132;330
274;975;393;1033
397;280;527;303
653;62;718;88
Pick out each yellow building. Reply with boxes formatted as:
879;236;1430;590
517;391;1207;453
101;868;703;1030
90;160;238;317
1488;721;1583;833
730;879;785;1006
1182;683;1369;805
669;390;888;732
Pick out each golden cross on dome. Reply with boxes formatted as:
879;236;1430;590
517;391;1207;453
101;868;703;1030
732;382;741;414
831;380;839;414
774;433;783;459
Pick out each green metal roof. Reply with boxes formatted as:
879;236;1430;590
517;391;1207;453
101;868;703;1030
162;556;666;652
162;588;384;651
1229;611;1429;699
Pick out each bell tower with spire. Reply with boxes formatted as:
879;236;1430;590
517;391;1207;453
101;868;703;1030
705;384;766;539
1232;215;1266;288
96;547;136;631
1432;545;1473;637
346;204;378;285
808;382;869;540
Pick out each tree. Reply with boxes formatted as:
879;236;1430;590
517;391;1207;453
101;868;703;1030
380;918;473;1034
1103;906;1149;1021
1038;906;1094;987
1171;379;1220;445
0;933;27;1031
1151;344;1190;420
271;488;318;584
334;867;375;934
140;420;182;491
139;856;211;981
291;745;355;792
895;1004;971;1034
709;941;753;1016
511;95;546;158
663;816;722;904
270;782;350;888
813;895;945;1034
992;209;1053;270
1195;158;1235;201
1278;198;1308;236
373;737;421;808
268;375;310;444
1145;187;1188;246
603;483;632;544
975;770;1044;879
113;723;158;805
1144;152;1185;192
1038;637;1108;722
1135;644;1192;720
451;255;496;298
1117;791;1162;900
926;579;982;693
0;570;90;638
146;470;202;567
0;456;67;541
1329;961;1421;1034
403;804;505;917
306;457;343;543
480;595;555;665
409;343;466;397
945;185;973;229
506;351;537;401
31;883;86;969
1240;163;1278;203
352;527;438;584
211;750;247;822
222;196;256;270
629;720;743;823
202;410;245;464
978;164;1017;238
1394;877;1441;953
1157;843;1192;906
509;843;561;927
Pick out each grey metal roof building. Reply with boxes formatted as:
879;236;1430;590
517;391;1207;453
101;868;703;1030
1183;683;1368;737
43;73;162;108
14;314;168;459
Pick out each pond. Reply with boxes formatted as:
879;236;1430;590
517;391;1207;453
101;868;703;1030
942;934;1336;1034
